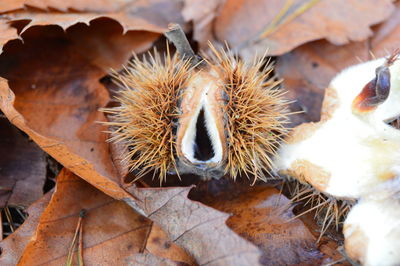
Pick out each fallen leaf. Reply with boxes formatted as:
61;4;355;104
0;20;19;54
19;169;193;265
212;0;393;58
276;1;400;126
0;0;132;13
289;200;349;265
370;2;400;55
182;0;223;48
127;253;186;266
6;12;165;36
126;185;263;265
0;17;159;199
0;116;46;208
0;0;188;38
0;192;52;266
146;224;195;265
202;185;323;265
0;0;24;13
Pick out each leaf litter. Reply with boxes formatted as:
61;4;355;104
276;0;400;126
18;169;193;265
0;0;398;265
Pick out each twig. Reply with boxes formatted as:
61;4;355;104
15;207;27;220
66;209;86;266
261;0;321;37
385;48;400;66
0;211;2;240
4;207;15;232
78;209;85;266
164;23;204;67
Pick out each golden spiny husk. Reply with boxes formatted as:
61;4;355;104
101;49;193;183
102;44;290;183
207;45;290;182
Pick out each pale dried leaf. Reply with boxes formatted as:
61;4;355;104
146;224;195;265
19;170;157;265
182;0;224;48
0;192;52;266
213;0;394;58
126;186;262;265
205;186;323;265
127;253;187;266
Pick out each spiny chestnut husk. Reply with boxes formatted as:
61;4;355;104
101;40;290;183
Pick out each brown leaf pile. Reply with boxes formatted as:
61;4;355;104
0;0;398;265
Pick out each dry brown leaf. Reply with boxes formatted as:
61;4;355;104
0;0;130;13
126;185;262;265
276;1;400;126
0;116;46;208
0;20;19;54
203;185;324;265
298;210;348;265
182;0;223;48
0;18;160;199
371;2;400;55
6;12;165;35
19;169;193;265
0;0;30;13
0;0;186;35
0;192;52;266
0;0;185;23
146;224;196;265
212;0;393;58
128;253;186;266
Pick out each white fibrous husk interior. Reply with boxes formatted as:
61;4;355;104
343;194;400;266
275;58;400;199
274;56;400;265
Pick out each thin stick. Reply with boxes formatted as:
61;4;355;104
66;209;86;266
0;210;3;240
66;218;81;266
78;209;86;266
4;207;15;232
164;23;204;67
261;0;321;37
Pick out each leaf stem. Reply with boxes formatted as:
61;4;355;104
164;23;204;67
